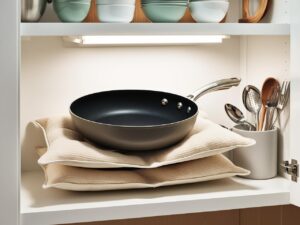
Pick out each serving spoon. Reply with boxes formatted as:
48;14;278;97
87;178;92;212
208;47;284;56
242;85;261;130
258;77;280;131
225;103;256;131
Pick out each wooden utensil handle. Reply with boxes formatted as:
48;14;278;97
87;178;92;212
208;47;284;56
258;106;266;131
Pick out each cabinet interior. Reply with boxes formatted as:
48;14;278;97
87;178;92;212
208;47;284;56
16;0;297;224
19;30;292;225
21;35;290;173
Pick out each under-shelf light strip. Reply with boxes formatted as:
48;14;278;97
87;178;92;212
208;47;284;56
66;35;229;45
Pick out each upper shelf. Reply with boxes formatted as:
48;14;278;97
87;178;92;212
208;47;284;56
21;23;290;36
21;171;290;225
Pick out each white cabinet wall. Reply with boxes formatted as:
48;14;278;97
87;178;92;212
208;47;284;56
1;0;300;225
0;1;19;225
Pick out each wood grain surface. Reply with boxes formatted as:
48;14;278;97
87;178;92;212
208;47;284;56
65;205;300;225
239;0;269;23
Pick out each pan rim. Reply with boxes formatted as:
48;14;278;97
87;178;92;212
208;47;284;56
69;89;199;128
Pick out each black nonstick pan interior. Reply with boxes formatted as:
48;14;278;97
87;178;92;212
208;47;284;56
70;90;198;127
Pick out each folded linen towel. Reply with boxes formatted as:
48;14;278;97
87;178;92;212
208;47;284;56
32;116;255;169
38;151;250;191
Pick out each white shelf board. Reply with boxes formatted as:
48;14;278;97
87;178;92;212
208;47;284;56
21;23;290;36
21;171;290;225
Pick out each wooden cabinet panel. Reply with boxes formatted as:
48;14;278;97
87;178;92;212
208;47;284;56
240;206;282;225
259;206;282;225
239;208;261;225
282;205;300;225
67;205;300;225
68;210;239;225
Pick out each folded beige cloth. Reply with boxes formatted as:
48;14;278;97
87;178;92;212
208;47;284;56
33;116;255;169
39;152;250;191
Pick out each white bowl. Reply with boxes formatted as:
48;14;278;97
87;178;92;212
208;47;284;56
189;1;229;23
190;0;228;1
96;0;135;5
96;4;135;23
142;4;186;22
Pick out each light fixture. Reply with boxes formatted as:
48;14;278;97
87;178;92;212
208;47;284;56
64;35;229;46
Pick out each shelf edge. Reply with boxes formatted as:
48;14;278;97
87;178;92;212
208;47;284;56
21;23;290;37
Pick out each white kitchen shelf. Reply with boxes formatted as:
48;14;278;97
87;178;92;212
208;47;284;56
21;23;290;36
21;171;290;225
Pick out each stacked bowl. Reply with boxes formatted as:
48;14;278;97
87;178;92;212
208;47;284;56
96;0;136;23
141;0;188;23
53;0;92;22
22;0;48;22
189;0;229;23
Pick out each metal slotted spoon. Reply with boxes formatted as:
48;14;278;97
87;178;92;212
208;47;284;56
242;85;262;131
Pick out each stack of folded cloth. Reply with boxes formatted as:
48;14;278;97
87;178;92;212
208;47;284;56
32;116;255;191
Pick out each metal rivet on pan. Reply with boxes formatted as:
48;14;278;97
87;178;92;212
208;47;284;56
187;107;192;113
177;102;183;109
161;98;168;106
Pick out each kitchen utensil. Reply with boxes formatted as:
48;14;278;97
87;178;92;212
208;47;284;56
233;125;277;179
239;0;269;23
271;81;290;127
189;1;229;23
70;78;241;151
96;4;135;23
242;85;261;130
277;81;290;111
258;77;280;131
21;0;48;22
224;104;256;130
264;85;280;131
142;4;187;22
53;0;92;22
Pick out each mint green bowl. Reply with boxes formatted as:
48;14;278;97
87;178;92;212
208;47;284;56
53;0;91;22
142;4;187;22
142;2;187;4
55;0;91;2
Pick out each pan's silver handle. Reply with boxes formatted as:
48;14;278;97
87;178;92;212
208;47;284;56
187;77;241;101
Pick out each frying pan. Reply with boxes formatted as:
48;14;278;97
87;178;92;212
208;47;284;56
70;77;241;151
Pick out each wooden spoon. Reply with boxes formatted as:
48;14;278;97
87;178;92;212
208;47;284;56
239;0;269;23
258;77;280;131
